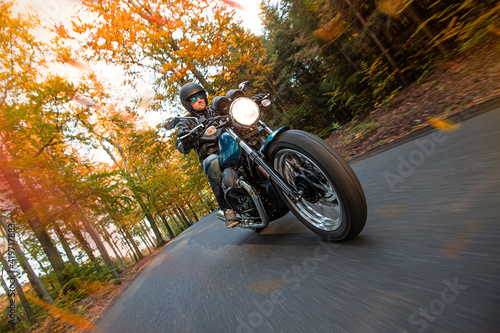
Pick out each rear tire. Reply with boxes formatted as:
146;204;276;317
267;130;367;241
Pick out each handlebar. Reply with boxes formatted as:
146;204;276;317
178;116;227;141
179;123;204;141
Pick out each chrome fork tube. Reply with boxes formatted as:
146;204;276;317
258;120;273;135
225;128;300;202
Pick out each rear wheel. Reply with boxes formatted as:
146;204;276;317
267;130;367;241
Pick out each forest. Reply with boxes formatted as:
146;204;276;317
0;0;498;331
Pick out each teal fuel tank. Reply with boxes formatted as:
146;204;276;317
218;132;241;168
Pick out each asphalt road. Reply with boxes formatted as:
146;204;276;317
97;102;500;333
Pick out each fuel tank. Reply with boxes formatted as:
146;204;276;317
218;132;241;168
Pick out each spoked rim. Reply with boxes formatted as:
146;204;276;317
274;149;343;231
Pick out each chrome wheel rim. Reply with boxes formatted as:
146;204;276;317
274;149;342;231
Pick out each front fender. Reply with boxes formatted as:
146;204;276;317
260;126;290;156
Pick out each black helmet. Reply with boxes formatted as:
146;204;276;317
179;82;207;113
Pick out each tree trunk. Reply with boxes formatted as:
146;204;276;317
122;245;134;264
141;234;153;254
68;224;102;272
160;214;176;239
0;271;23;325
109;229;128;261
119;229;138;263
0;148;68;288
177;206;192;227
96;224;124;272
122;228;144;261
17;237;58;291
187;203;200;222
100;226;126;270
106;237;125;271
198;192;214;214
0;272;23;325
405;4;447;56
343;0;409;86
1;217;54;305
138;226;153;254
135;196;167;247
54;224;77;266
141;222;155;245
0;255;36;325
0;275;23;325
75;202;118;278
114;143;167;248
334;42;361;72
170;210;185;231
0;274;9;295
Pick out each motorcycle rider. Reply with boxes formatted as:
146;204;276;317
175;82;240;228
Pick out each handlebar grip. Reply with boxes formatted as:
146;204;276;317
179;123;204;141
179;133;191;141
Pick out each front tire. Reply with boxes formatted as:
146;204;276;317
267;130;367;241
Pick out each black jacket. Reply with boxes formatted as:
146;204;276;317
175;106;220;162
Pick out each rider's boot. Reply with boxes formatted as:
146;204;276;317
224;209;240;228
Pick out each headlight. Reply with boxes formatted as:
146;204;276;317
229;97;260;127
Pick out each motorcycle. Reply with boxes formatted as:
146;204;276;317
170;81;367;241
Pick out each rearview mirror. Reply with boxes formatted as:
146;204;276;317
239;81;253;92
164;118;179;130
164;116;198;130
261;99;271;107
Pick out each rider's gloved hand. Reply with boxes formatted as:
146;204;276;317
180;133;196;150
251;93;267;104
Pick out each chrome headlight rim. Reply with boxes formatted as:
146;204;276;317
229;97;260;128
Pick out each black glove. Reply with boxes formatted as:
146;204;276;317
251;93;267;103
179;132;196;149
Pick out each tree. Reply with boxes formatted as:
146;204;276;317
0;147;69;288
53;222;78;266
343;0;408;86
72;0;269;103
260;0;499;135
0;255;36;325
0;0;82;288
1;215;54;305
71;102;168;247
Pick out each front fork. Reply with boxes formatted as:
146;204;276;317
225;127;301;203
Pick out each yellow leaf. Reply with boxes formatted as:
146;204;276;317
427;117;462;133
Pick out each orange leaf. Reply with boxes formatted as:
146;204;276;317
66;59;89;71
219;0;245;11
427;117;462;133
138;12;172;26
25;294;97;331
73;95;97;109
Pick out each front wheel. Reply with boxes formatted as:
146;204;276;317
267;130;367;241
